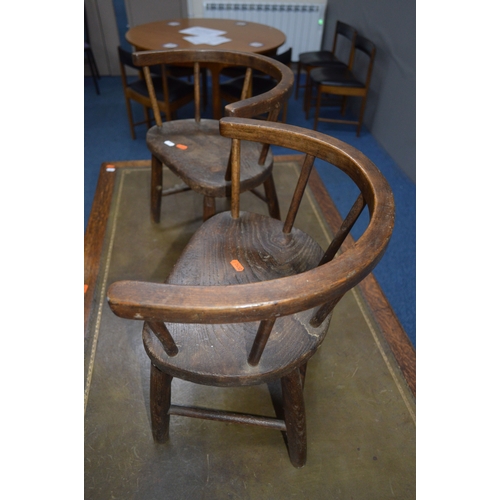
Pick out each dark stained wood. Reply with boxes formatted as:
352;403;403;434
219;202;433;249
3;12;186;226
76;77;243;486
307;165;416;397
133;49;294;223
107;119;396;467
248;318;277;366
150;363;172;443
146;321;178;356
318;193;366;266
118;46;194;140
84;163;116;338
150;154;163;223
169;405;286;431
283;154;315;233
282;368;307;467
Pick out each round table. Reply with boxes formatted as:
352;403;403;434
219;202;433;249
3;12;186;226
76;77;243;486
126;18;286;119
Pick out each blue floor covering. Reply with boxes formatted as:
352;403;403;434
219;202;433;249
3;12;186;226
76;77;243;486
85;75;415;347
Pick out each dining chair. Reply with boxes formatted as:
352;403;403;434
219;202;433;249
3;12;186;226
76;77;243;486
107;117;395;468
132;49;294;223
117;47;195;140
219;48;293;122
295;21;357;110
309;34;377;136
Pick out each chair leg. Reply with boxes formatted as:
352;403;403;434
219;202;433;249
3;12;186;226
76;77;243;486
143;106;152;129
151;154;163;223
304;69;311;115
341;96;348;116
295;61;302;100
124;96;136;140
85;48;100;95
281;367;307;468
356;95;368;137
150;362;173;443
203;196;216;221
263;175;281;220
313;86;321;131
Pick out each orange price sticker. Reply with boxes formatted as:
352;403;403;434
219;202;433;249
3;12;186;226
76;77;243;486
230;259;244;272
176;144;188;150
84;284;89;294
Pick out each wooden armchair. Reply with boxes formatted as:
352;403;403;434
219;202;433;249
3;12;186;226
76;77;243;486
107;117;395;468
132;49;295;223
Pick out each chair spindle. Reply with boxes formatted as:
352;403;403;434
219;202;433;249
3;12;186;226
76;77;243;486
283;154;316;233
248;318;277;366
194;62;201;123
230;138;241;218
146;321;179;356
144;66;163;127
310;193;366;327
240;67;253;100
318;193;366;266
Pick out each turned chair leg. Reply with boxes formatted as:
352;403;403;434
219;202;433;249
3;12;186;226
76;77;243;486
356;96;368;137
281;367;307;468
125;97;136;140
313;86;321;131
151;155;163;223
295;61;302;100
263;175;281;220
150;362;173;443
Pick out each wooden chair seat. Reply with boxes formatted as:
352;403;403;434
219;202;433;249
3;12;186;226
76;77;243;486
298;50;345;67
143;210;326;386
309;66;366;88
147;120;272;198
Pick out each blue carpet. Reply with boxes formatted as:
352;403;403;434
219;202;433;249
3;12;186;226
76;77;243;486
85;75;415;347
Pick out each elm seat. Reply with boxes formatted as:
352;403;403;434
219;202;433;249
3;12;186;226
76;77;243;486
295;21;357;111
146;121;272;197
132;49;294;223
118;46;194;140
309;34;377;136
107;117;395;468
144;210;325;386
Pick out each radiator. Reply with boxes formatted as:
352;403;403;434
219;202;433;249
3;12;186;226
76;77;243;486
202;2;326;61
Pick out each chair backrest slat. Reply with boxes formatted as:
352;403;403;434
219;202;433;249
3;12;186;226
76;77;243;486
282;154;316;234
194;61;201;122
230;138;241;219
248;318;276;366
143;65;163;127
332;21;357;69
240;67;253;100
318;193;366;266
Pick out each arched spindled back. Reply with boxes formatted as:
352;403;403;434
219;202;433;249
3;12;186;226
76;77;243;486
108;118;394;328
133;48;294;124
